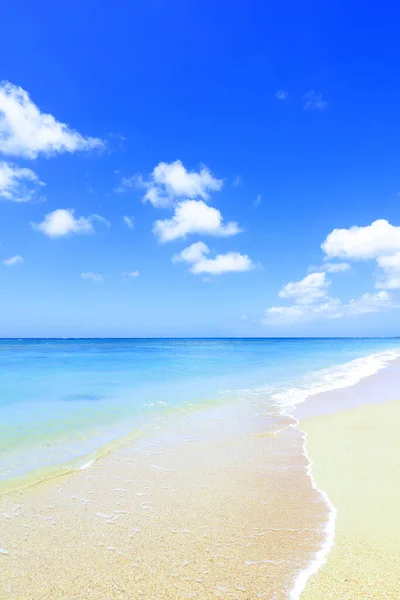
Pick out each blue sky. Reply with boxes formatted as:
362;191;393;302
1;1;400;337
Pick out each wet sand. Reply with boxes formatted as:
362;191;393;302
0;402;327;600
301;400;400;599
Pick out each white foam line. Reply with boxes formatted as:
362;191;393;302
227;348;400;414
275;348;400;412
96;512;114;519
287;418;336;600
150;464;169;471
285;349;400;598
78;458;95;470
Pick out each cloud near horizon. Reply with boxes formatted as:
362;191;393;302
278;272;330;305
322;219;400;290
264;290;396;325
264;218;400;325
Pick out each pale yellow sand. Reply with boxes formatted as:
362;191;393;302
301;400;400;599
0;402;327;600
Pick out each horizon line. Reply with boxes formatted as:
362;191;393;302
0;336;398;341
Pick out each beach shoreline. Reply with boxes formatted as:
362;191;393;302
1;351;400;598
300;399;400;598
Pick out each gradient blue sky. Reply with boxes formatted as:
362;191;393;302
1;1;400;337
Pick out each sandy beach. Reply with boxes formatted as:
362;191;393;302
301;399;400;598
0;401;327;600
1;356;400;599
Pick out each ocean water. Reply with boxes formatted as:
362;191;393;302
1;337;400;487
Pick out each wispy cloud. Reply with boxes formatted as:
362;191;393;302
307;262;351;274
322;262;351;273
232;175;242;187
275;90;288;100
376;252;400;290
0;161;44;203
345;291;396;315
3;254;23;266
263;291;397;325
253;193;262;206
278;272;330;305
123;215;134;229
81;272;104;282
303;90;328;111
114;175;138;194
0;81;104;159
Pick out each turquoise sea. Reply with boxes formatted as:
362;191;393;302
1;338;400;486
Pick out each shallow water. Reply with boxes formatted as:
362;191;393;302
1;338;400;484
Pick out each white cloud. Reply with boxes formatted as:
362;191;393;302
126;270;139;277
307;262;351;274
253;194;262;206
323;262;351;273
153;199;241;242
135;160;223;207
264;219;400;326
32;208;107;238
322;219;400;260
3;254;23;266
192;252;254;275
115;175;137;194
264;296;345;325
376;252;400;289
0;81;104;159
272;299;341;324
123;215;134;229
303;90;328;110
278;272;330;305
173;241;254;275
346;291;395;315
322;219;400;290
233;176;242;187
81;272;103;282
264;304;310;325
275;90;288;100
143;184;169;208
172;241;209;264
0;161;44;202
263;291;396;325
263;301;341;325
91;214;110;227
